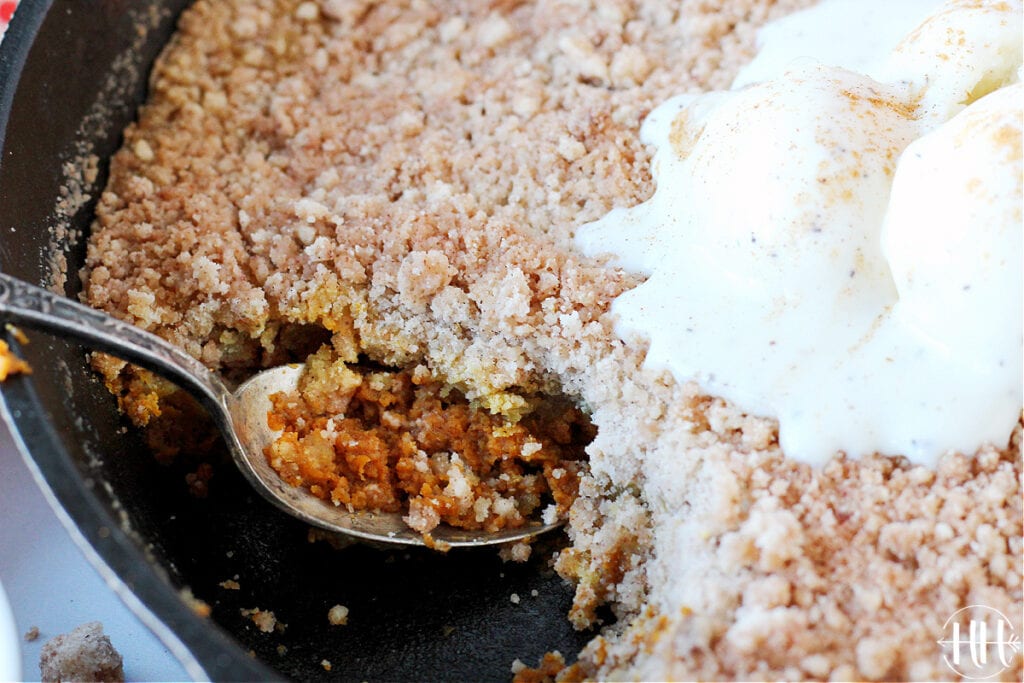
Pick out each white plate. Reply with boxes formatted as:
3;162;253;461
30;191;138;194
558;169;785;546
0;578;20;682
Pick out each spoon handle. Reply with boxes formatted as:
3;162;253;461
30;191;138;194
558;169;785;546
0;271;232;415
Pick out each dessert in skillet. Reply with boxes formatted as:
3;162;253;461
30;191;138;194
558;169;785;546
83;0;1022;679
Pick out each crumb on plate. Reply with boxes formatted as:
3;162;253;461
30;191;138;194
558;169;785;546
39;622;124;683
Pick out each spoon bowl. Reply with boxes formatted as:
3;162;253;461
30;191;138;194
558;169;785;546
230;364;563;547
0;272;562;547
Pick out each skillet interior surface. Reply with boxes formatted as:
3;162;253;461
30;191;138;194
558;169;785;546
0;1;596;679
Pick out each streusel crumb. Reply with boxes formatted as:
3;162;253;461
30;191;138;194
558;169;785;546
39;622;124;683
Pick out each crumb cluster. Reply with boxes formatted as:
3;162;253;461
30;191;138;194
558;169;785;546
241;607;281;634
327;604;349;626
39;622;124;683
83;0;1022;680
0;341;30;380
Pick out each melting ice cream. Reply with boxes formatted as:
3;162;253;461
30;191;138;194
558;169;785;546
576;0;1023;466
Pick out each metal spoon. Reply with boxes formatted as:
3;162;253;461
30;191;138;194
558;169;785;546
0;272;561;547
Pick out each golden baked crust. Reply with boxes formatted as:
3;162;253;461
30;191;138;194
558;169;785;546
83;0;1023;680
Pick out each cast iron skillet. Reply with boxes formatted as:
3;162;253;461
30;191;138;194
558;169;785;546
0;1;596;679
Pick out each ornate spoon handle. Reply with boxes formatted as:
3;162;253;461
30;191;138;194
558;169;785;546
0;271;231;415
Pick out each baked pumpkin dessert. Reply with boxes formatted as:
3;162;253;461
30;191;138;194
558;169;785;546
83;0;1022;680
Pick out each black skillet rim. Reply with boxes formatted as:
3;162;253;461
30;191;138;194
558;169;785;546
0;2;278;679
